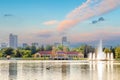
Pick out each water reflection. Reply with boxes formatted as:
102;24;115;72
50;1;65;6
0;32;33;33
0;61;120;80
9;62;17;80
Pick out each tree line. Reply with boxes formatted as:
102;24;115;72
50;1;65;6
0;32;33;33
0;44;120;59
0;45;52;58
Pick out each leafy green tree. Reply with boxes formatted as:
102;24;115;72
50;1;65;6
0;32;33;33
20;50;32;58
84;45;95;58
66;47;70;52
104;48;110;53
115;47;120;59
3;48;14;56
57;45;63;51
31;46;37;54
110;46;115;58
45;45;52;51
104;48;111;58
36;47;41;52
24;46;31;50
41;45;45;51
0;51;3;57
72;45;85;53
14;50;22;57
0;49;5;57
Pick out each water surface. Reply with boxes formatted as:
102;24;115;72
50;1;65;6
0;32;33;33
0;60;120;80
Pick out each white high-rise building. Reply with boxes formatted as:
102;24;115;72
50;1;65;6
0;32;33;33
9;33;18;49
62;36;70;47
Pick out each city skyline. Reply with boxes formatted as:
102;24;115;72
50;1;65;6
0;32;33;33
0;0;120;46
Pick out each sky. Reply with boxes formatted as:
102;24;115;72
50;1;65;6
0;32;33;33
0;0;120;46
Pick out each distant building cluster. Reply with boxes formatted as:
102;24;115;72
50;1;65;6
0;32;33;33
0;34;70;50
0;33;18;49
0;43;8;49
54;36;70;47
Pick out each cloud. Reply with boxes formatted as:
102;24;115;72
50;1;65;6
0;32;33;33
4;14;14;17
92;17;105;24
58;0;120;31
70;27;120;43
98;17;104;22
37;30;54;38
43;20;59;26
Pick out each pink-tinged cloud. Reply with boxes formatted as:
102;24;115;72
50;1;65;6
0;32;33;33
70;27;120;43
36;30;54;38
58;19;79;31
43;20;58;26
58;0;120;31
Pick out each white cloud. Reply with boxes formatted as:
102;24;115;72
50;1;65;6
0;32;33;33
43;20;59;26
58;0;120;31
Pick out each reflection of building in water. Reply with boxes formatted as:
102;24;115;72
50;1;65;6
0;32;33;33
17;62;23;80
17;62;44;80
9;62;17;80
0;62;9;80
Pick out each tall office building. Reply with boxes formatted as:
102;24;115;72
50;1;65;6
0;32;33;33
9;33;18;49
62;36;69;47
62;36;67;42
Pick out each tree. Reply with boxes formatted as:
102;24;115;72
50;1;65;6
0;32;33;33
41;45;45;51
104;48;110;53
14;49;22;57
104;48;110;58
20;50;32;58
82;45;95;58
24;46;31;50
45;45;52;51
115;47;120;59
57;45;63;51
0;51;3;58
110;46;115;58
31;46;37;54
77;46;85;53
3;48;14;56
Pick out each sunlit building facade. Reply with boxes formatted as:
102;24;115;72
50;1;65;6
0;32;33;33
9;33;18;49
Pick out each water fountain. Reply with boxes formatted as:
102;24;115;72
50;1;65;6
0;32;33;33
89;40;114;60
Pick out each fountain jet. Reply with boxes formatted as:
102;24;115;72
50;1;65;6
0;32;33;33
89;40;114;61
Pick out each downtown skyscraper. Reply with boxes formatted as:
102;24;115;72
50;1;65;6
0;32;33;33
62;36;70;47
9;33;18;49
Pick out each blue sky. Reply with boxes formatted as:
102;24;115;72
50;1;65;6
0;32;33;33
0;0;120;46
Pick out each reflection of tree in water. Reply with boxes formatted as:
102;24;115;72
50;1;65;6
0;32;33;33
81;64;89;70
115;65;120;69
22;62;44;80
62;63;70;80
9;62;17;80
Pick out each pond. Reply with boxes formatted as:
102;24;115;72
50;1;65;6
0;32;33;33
0;60;120;80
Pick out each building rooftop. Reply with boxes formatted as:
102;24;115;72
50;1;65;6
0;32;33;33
38;51;79;54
